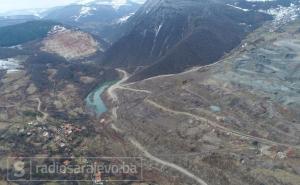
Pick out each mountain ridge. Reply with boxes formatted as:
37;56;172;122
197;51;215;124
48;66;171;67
103;0;272;81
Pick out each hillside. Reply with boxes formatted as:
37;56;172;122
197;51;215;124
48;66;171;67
112;20;300;185
103;0;272;80
0;20;59;47
0;15;39;27
0;20;109;62
41;25;103;60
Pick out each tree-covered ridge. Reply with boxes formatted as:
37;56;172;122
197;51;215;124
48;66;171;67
0;20;59;47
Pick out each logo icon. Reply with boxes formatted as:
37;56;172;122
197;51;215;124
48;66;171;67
13;161;25;178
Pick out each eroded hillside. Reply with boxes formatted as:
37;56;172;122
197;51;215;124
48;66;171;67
109;20;300;185
41;26;102;60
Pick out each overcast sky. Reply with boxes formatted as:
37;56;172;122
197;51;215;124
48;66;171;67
0;0;145;13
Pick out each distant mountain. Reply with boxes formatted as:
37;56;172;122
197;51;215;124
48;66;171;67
0;21;108;61
224;0;300;11
0;20;58;47
0;15;40;27
0;8;48;17
103;0;274;81
44;0;143;42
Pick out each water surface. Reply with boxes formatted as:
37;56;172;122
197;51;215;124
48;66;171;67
85;81;115;116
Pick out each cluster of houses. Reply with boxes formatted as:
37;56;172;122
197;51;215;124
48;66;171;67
18;120;86;152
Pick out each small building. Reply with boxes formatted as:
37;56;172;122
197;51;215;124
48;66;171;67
59;142;66;148
94;171;103;185
277;152;287;159
42;131;49;137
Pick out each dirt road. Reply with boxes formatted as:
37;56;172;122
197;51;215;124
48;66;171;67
107;69;209;185
35;98;48;122
145;99;300;150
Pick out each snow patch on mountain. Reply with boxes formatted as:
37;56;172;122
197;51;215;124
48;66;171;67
155;23;163;37
48;25;67;35
260;3;300;28
75;6;96;21
117;12;135;24
227;4;249;12
0;58;22;73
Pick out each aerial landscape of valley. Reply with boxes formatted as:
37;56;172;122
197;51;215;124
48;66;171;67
0;0;299;184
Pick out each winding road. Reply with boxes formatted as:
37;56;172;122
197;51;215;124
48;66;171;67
106;69;209;185
129;137;208;185
106;67;300;184
108;71;300;150
35;98;48;122
108;68;300;150
145;99;300;150
107;69;129;103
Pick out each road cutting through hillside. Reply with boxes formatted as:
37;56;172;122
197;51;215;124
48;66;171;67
108;70;300;150
108;66;300;149
35;98;48;122
117;86;152;94
107;69;129;102
145;99;300;150
106;69;209;185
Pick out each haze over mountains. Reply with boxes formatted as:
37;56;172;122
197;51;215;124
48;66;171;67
0;0;299;78
0;0;145;41
44;0;144;40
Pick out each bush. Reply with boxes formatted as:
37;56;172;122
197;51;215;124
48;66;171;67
23;110;42;118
